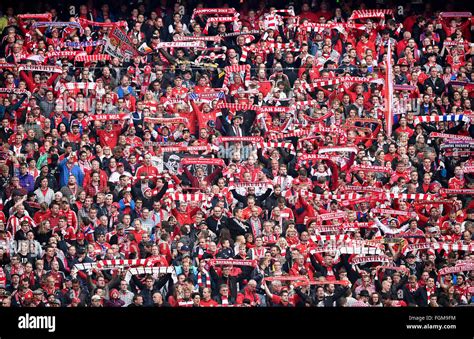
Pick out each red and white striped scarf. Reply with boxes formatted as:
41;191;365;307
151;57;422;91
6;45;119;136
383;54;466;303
384;193;436;201
74;53;111;63
78;18;128;28
318;146;358;154
302;78;341;92
257;141;296;155
349;9;393;20
166;193;208;202
197;270;211;288
18;13;52;20
60;82;97;92
311;234;349;243
222;64;251;88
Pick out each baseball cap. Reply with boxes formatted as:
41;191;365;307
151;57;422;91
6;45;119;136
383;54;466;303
91;295;102;301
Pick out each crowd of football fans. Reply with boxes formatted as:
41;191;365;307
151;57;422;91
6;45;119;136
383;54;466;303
0;0;473;307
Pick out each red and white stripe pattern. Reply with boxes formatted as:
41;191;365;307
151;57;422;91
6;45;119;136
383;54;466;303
222;64;251;89
60;82;97;92
303;191;362;201
349;9;393;20
257;142;296;155
402;242;474;255
74;258;158;270
303;78;341;92
166;193;208;202
128;267;174;275
311;234;350;243
318;146;358;154
270;128;311;140
384;193;436;201
74;53;111;63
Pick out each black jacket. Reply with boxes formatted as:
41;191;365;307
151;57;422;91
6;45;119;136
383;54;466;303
295;285;349;307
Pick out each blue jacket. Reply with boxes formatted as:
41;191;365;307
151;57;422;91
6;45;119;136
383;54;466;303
58;158;84;187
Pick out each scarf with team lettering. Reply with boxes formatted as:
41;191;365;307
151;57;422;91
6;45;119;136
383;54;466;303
46;51;81;60
18;64;62;73
429;132;473;140
371;208;413;217
181;158;224;166
191;8;237;20
349;255;391;265
203;16;239;34
208;259;257;267
63;40;106;48
439;12;472;18
440;188;474;196
349;164;394;174
0;88;29;95
32;21;82;30
87;113;130;121
143;117;188;124
60;82;97;92
157;145;217;153
217;136;263;143
318;146;358;154
156;41;203;49
344;186;385;194
438;263;474;276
